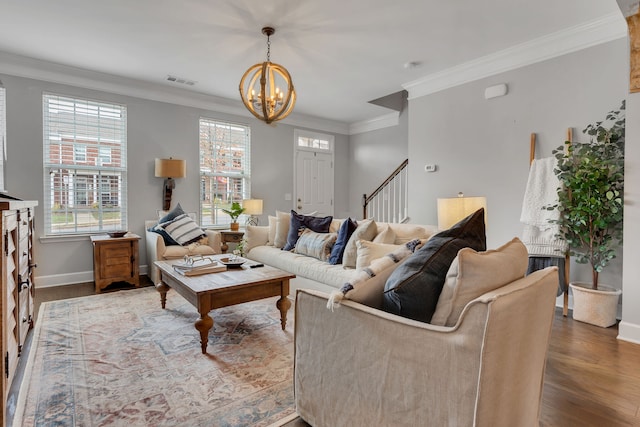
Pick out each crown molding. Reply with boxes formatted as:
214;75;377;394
0;51;350;135
403;12;628;100
349;112;400;135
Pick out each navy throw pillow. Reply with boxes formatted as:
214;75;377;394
382;208;486;323
283;210;333;251
147;223;180;246
328;218;358;265
158;203;185;224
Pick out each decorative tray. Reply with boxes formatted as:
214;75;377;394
107;230;128;238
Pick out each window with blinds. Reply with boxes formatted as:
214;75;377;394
199;118;251;227
43;93;127;235
0;85;6;193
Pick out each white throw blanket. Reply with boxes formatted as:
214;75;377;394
520;157;567;256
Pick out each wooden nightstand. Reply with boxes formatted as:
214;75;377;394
220;230;244;253
90;233;141;293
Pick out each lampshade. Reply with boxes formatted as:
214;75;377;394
239;27;296;124
243;199;263;215
437;193;487;230
155;158;186;178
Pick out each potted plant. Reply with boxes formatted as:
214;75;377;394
549;100;625;327
222;201;245;231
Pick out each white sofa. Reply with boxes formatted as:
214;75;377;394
244;219;438;294
145;219;222;284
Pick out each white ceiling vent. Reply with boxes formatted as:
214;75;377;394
166;75;196;86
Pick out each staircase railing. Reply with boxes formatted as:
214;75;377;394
363;159;409;222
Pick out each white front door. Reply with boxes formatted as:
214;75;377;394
294;131;334;216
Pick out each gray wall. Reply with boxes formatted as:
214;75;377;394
407;39;628;291
1;73;350;285
349;102;409;219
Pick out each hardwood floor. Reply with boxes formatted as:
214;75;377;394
13;281;640;426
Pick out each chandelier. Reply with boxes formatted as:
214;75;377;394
239;27;296;124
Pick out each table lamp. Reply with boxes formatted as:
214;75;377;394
437;192;487;230
243;199;263;226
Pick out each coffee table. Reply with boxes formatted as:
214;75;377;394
154;259;295;354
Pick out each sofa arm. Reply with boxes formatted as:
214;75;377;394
145;228;166;285
294;289;488;427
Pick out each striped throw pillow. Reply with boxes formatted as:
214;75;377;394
161;213;206;246
294;229;337;261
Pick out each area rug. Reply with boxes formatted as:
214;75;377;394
15;287;296;426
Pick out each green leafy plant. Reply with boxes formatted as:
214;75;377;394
221;201;245;223
548;100;625;290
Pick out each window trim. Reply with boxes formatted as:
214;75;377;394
199;117;251;227
43;93;128;236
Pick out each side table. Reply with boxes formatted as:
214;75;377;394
220;230;244;253
90;233;141;293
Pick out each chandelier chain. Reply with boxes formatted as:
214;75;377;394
266;35;271;62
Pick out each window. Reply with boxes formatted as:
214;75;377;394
0;84;5;192
296;130;333;152
43;93;127;235
199;118;251;227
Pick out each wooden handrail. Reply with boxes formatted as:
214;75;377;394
363;159;408;219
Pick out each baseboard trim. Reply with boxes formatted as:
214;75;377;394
35;265;149;289
617;321;640;344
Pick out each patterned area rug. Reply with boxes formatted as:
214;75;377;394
15;287;296;426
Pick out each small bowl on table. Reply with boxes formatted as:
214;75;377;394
107;230;128;238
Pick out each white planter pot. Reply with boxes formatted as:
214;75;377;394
569;282;621;328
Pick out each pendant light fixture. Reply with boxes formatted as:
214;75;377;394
239;27;296;124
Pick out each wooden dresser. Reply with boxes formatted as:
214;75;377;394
0;199;37;426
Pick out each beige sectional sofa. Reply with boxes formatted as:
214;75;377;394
244;216;438;295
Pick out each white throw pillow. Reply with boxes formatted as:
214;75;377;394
431;237;529;327
355;240;402;270
342;219;377;268
267;215;277;246
273;210;291;248
372;224;396;244
244;225;269;254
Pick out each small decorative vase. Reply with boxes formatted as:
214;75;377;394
569;282;621;328
230;222;240;231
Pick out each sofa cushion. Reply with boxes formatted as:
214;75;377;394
248;245;356;288
274;210;291;248
283;211;333;251
431;237;529;327
162;213;206;245
356;240;402;270
328;218;358;265
382;209;486;323
294;230;338;261
328;239;422;309
342;219;377;268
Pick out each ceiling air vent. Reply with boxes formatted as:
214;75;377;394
166;75;196;86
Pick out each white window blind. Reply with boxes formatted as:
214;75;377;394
43;93;127;235
199;118;251;227
0;85;6;193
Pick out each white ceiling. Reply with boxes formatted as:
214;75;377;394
0;0;624;126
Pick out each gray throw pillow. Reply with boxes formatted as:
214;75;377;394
382;209;486;323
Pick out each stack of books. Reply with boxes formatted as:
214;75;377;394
173;257;226;276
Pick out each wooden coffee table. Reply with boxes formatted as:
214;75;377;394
154;259;295;354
